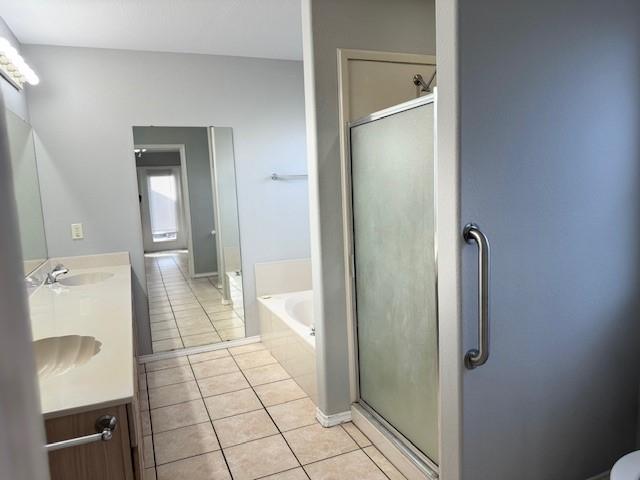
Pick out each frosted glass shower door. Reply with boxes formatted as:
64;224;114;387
350;97;438;464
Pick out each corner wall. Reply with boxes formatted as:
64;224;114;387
25;46;309;353
302;0;436;416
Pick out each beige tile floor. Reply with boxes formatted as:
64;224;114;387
145;251;246;353
139;342;406;479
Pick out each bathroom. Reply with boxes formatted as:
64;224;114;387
2;1;640;480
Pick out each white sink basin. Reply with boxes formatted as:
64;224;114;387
58;272;114;286
34;335;102;378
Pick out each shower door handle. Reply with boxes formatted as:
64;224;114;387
463;223;490;369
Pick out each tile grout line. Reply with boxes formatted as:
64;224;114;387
146;357;285;393
334;419;395;479
147;369;297;415
170;252;236;346
226;350;312;480
153;251;224;348
171;253;223;343
144;343;400;479
226;350;387;478
149;419;211;437
141;367;159;477
145;343;265;372
172;252;228;342
200;259;245;339
253;466;308;480
185;350;236;479
154;255;185;351
154;257;227;348
360;446;397;480
150;385;311;434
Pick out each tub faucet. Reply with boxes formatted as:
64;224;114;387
45;264;69;284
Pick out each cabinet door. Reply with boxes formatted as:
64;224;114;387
46;404;134;480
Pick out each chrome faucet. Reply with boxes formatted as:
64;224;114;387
45;264;69;284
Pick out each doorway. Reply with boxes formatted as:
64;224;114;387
137;164;188;253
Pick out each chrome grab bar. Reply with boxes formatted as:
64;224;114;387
463;223;490;369
45;415;117;452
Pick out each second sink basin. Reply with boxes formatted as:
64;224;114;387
58;272;114;286
34;335;102;378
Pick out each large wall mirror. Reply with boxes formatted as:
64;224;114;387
132;126;244;353
5;109;48;276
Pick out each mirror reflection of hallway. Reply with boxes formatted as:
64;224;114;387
132;126;245;353
144;251;244;352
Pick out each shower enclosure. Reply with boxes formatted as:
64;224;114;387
347;94;439;475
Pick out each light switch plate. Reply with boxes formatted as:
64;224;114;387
71;223;84;240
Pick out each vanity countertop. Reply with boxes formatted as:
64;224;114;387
28;252;134;419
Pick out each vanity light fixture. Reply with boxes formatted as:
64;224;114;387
0;37;39;90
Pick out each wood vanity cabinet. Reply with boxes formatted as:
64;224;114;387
45;363;144;480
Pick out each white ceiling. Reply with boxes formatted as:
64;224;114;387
0;0;303;61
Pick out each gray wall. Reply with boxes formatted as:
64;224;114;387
459;0;640;478
133;126;217;275
303;0;436;416
25;45;309;354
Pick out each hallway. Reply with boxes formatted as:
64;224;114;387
145;251;245;353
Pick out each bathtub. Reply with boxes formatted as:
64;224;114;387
258;290;317;404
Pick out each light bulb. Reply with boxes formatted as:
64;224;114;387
25;70;39;85
0;38;40;87
4;45;18;62
13;56;27;72
0;38;10;54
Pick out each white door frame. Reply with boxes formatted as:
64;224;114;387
135;144;196;278
434;1;462;479
207;127;227;298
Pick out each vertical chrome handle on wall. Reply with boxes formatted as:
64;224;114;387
463;223;490;369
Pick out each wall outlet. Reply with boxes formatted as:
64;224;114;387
71;223;84;240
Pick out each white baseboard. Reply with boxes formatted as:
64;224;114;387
138;335;261;363
315;408;352;427
192;271;218;279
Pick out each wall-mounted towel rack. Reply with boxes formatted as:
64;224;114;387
270;173;308;181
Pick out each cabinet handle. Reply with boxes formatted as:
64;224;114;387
463;223;491;369
45;415;117;452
